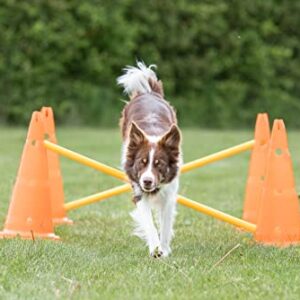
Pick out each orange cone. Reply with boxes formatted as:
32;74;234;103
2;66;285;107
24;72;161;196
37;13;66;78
255;119;300;246
41;107;73;225
243;113;270;223
0;112;59;240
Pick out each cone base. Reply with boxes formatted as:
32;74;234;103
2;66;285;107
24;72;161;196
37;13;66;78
255;235;300;247
0;229;60;241
53;217;73;225
255;240;300;247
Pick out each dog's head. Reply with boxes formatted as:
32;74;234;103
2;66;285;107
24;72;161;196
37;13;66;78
125;122;181;193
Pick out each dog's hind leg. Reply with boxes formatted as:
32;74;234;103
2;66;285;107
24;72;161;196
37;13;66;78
130;198;162;257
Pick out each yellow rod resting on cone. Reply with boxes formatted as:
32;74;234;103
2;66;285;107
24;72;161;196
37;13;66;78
177;195;256;233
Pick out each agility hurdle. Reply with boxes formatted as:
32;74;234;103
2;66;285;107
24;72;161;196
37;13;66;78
44;139;256;233
2;109;300;246
45;118;300;246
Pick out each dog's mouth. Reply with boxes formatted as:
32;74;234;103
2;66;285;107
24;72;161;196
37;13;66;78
140;185;160;194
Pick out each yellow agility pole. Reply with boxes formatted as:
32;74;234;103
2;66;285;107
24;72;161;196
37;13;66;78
44;140;127;182
177;195;256;233
45;138;256;232
66;189;256;232
45;138;256;231
64;183;131;211
181;140;254;173
44;139;254;180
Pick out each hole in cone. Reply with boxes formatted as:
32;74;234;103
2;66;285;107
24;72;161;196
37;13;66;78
275;148;283;156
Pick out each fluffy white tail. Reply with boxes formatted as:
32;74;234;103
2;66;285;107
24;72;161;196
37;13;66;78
117;61;158;96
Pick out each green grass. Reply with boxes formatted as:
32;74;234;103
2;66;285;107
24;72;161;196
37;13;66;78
1;127;300;299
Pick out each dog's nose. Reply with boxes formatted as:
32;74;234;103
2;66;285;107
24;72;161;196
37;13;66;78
143;178;153;188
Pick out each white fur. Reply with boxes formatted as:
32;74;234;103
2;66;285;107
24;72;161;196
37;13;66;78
121;132;180;257
147;135;161;143
130;178;178;257
117;61;157;96
158;179;178;255
121;141;129;169
130;199;161;253
140;148;155;191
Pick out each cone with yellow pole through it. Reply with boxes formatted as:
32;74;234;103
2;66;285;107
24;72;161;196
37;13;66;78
243;113;270;224
0;112;59;240
41;107;73;225
255;119;300;246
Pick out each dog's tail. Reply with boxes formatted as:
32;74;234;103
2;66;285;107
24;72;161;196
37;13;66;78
117;61;164;98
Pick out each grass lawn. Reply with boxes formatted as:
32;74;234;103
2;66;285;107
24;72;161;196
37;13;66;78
1;126;300;299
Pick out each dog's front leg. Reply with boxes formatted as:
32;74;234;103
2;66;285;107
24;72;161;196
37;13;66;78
131;198;162;257
159;180;178;257
159;200;176;257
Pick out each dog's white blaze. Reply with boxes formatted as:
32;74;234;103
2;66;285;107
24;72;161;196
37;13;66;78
140;147;155;188
146;135;161;143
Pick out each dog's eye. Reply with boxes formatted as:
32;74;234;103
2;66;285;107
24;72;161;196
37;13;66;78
142;158;148;165
154;159;160;166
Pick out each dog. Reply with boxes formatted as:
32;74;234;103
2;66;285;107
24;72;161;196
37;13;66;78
117;62;182;258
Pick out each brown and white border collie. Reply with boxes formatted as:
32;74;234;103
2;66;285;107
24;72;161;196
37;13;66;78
117;62;182;258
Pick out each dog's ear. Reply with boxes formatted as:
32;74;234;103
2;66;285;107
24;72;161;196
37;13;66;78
129;122;147;147
159;124;181;151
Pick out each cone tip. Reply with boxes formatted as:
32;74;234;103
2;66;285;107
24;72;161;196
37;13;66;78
257;112;268;118
270;119;288;150
32;111;42;123
40;107;55;136
27;112;45;141
41;107;53;119
273;119;285;131
256;113;270;125
254;113;270;143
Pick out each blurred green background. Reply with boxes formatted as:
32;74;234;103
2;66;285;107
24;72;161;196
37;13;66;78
0;0;299;128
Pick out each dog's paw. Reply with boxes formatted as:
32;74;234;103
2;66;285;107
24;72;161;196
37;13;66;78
161;248;171;258
150;246;163;259
161;244;171;257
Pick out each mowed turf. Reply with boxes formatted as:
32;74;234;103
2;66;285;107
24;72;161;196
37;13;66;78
1;127;300;300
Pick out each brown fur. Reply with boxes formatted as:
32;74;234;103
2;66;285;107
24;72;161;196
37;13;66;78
120;78;181;200
124;124;152;183
123;122;181;197
149;78;164;97
120;92;177;140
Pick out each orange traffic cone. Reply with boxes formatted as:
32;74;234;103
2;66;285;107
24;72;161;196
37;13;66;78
41;107;73;225
243;113;270;223
255;119;300;246
0;112;59;240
